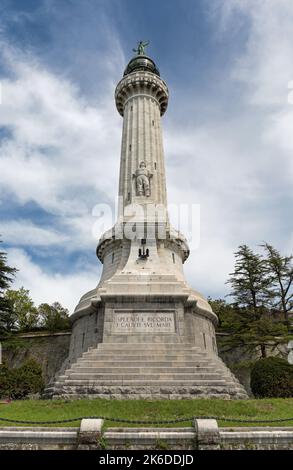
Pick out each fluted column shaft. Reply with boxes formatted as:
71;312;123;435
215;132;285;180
115;71;169;218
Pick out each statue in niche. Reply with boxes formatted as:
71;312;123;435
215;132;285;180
133;161;152;197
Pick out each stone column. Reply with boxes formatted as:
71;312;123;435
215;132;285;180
115;71;169;214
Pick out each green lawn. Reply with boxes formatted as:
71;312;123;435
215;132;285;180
0;398;293;428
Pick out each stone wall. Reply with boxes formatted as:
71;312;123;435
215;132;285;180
0;332;71;385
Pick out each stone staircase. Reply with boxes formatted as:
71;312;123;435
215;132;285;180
45;343;248;399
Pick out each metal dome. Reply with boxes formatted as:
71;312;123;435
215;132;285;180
123;55;160;77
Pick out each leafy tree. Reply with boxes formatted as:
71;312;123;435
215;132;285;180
227;245;270;318
0;240;17;333
38;302;70;331
214;244;292;358
208;297;235;329
4;287;39;331
211;297;289;357
262;243;293;327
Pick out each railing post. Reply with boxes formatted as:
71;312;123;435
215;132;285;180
77;419;104;450
194;419;220;450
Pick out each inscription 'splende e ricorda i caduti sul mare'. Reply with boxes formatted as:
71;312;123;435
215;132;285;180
113;312;175;333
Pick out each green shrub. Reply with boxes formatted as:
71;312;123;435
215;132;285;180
0;362;10;396
0;359;44;399
251;357;293;398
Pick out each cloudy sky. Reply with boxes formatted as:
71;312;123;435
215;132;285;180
0;0;292;311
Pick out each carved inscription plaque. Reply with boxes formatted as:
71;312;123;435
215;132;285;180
113;311;175;333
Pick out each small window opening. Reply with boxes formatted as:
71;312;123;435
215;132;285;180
203;333;206;349
212;337;217;352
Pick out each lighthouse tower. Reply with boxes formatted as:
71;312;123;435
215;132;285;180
48;44;247;399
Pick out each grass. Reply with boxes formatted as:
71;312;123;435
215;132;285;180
0;398;293;428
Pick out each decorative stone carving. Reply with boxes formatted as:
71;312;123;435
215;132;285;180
134;161;152;197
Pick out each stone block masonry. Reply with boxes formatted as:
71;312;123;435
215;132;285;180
0;420;292;450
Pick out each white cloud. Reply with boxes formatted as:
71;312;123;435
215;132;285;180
0;219;68;246
164;0;293;296
6;247;99;312
217;0;293;106
165;122;277;298
0;43;122;217
0;41;125;257
219;0;293;178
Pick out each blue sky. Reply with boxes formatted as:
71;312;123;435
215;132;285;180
0;0;292;311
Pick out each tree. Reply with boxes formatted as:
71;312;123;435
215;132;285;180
4;287;39;331
0;240;17;333
208;297;235;329
210;297;288;356
38;302;70;331
262;243;293;327
227;245;270;318
223;244;290;358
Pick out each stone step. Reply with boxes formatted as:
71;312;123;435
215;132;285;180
95;344;203;351
96;342;201;347
65;372;224;380
81;353;211;361
48;340;248;400
51;379;246;391
61;369;238;383
75;362;216;369
71;363;219;370
73;358;228;368
79;361;214;368
66;367;224;375
52;382;246;395
52;392;248;399
57;379;235;386
82;351;206;361
77;360;215;368
84;349;209;355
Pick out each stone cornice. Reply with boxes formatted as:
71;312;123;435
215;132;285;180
115;71;169;117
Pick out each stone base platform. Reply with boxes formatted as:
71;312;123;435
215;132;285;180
45;342;248;399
